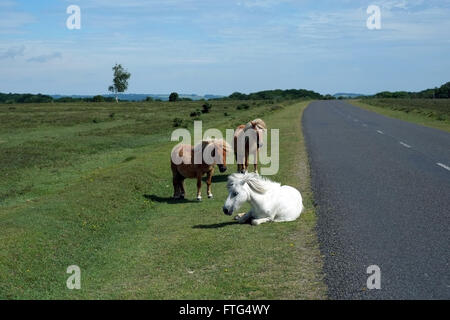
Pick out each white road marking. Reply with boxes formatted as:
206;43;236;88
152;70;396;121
437;163;450;171
399;142;412;148
377;130;384;134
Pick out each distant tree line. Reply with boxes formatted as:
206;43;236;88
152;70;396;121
2;82;449;104
368;82;450;99
0;93;117;104
0;93;53;104
223;89;323;101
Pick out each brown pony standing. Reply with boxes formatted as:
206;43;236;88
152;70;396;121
171;139;231;201
233;119;266;173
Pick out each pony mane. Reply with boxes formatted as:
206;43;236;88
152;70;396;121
244;119;266;131
202;138;232;153
227;172;280;194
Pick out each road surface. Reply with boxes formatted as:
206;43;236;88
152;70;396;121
303;100;450;299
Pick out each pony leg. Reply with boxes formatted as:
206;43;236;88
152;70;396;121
172;176;180;199
236;153;244;173
180;178;186;199
196;174;202;201
251;217;272;226
235;211;252;224
254;150;258;173
206;169;214;198
235;151;241;173
244;151;249;173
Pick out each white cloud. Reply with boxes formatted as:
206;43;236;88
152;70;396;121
27;52;63;63
0;45;25;60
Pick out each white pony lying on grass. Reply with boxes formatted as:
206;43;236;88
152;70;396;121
222;172;303;226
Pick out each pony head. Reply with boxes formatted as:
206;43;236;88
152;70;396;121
223;173;250;215
223;172;276;215
202;138;231;173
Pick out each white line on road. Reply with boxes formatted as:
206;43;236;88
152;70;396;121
399;141;412;148
377;130;384;134
437;163;450;171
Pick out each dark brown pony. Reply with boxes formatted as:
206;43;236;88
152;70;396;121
233;119;266;173
171;139;231;201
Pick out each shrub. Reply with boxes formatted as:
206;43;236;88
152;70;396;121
323;94;336;100
236;103;250;110
173;118;184;127
190;109;202;117
169;92;179;102
93;95;105;102
145;96;154;102
201;102;212;113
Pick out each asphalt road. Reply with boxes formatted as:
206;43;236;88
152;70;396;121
303;100;450;299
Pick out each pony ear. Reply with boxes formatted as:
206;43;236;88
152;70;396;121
251;121;256;128
211;148;215;157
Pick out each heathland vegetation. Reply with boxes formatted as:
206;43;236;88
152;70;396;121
348;81;450;132
0;99;326;299
344;81;449;132
350;98;450;132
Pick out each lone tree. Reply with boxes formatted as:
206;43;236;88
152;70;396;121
169;92;179;102
108;63;131;103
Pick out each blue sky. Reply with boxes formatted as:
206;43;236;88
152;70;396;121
1;0;449;95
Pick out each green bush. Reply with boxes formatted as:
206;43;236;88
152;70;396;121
202;102;212;113
93;95;105;102
190;109;202;117
173;118;184;127
169;92;179;102
236;103;250;110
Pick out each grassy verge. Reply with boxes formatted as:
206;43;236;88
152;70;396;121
0;100;326;299
349;99;450;132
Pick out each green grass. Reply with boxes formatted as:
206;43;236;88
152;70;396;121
0;100;326;299
349;98;450;132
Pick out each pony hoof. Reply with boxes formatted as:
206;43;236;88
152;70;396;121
207;194;213;199
197;197;202;201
